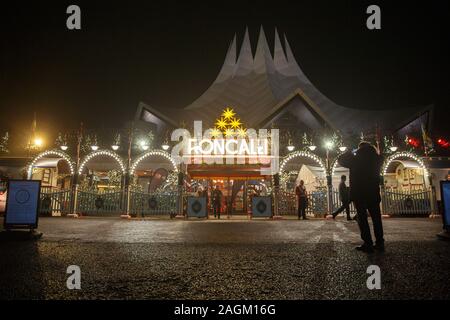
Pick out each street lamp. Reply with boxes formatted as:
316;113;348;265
91;145;99;151
324;140;334;150
161;143;170;151
34;137;43;148
111;145;119;151
308;145;317;151
390;146;398;152
139;140;149;151
60;145;68;151
287;145;295;152
339;146;347;152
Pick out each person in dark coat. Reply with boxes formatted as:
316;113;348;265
332;175;352;220
211;185;223;219
338;142;385;253
295;180;308;220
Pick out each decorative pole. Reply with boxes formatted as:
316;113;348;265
69;122;83;217
273;173;282;219
326;148;333;217
177;165;185;218
121;122;133;219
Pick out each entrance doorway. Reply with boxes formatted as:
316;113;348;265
192;177;270;216
187;164;272;216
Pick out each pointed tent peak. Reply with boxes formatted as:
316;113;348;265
283;33;296;63
224;34;238;65
240;26;251;54
256;25;270;51
283;33;311;84
234;27;254;77
273;28;288;70
215;34;237;83
254;25;275;74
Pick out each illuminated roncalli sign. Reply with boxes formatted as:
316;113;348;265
171;120;279;175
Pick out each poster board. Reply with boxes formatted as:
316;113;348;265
4;180;41;229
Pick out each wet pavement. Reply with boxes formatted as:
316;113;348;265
0;216;449;300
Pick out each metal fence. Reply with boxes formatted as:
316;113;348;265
277;188;437;217
33;185;437;218
39;189;72;216
129;191;178;217
381;188;435;216
331;189;357;216
277;190;328;216
76;189;124;215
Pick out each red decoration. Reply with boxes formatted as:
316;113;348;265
407;137;420;148
437;138;450;148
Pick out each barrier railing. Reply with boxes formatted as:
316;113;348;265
76;189;123;215
381;188;435;216
331;189;357;215
39;188;72;216
129;191;178;217
278;190;328;216
34;185;438;218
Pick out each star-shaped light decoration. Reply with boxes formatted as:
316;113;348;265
230;118;242;129
237;127;247;138
210;128;222;138
222;107;236;120
224;128;235;138
215;117;228;130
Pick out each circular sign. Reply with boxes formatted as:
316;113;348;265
148;197;158;209
95;197;104;209
191;200;202;213
256;200;267;213
405;197;414;209
15;189;30;204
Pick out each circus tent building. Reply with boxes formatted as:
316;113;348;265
136;27;432;137
131;27;436;216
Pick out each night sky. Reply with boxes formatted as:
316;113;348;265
1;0;450;151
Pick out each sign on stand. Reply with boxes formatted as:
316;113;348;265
4;180;41;231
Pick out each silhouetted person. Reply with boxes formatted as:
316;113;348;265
295;180;308;220
338;142;385;253
212;185;222;219
332;175;352;220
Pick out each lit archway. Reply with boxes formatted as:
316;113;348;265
78;150;126;175
279;151;326;174
130;150;178;175
28;149;75;179
382;151;429;177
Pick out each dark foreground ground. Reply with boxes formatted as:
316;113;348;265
0;216;449;300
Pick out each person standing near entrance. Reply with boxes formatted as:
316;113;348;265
338;142;385;253
212;185;223;219
295;180;308;220
332;175;352;220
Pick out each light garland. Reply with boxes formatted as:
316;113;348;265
279;150;326;174
331;159;340;176
382;151;429;177
28;149;75;178
130;149;178;175
330;148;348;176
78;150;126;175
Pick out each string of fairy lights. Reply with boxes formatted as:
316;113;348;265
78;149;126;175
130;150;178;175
24;107;435;179
27;150;75;178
